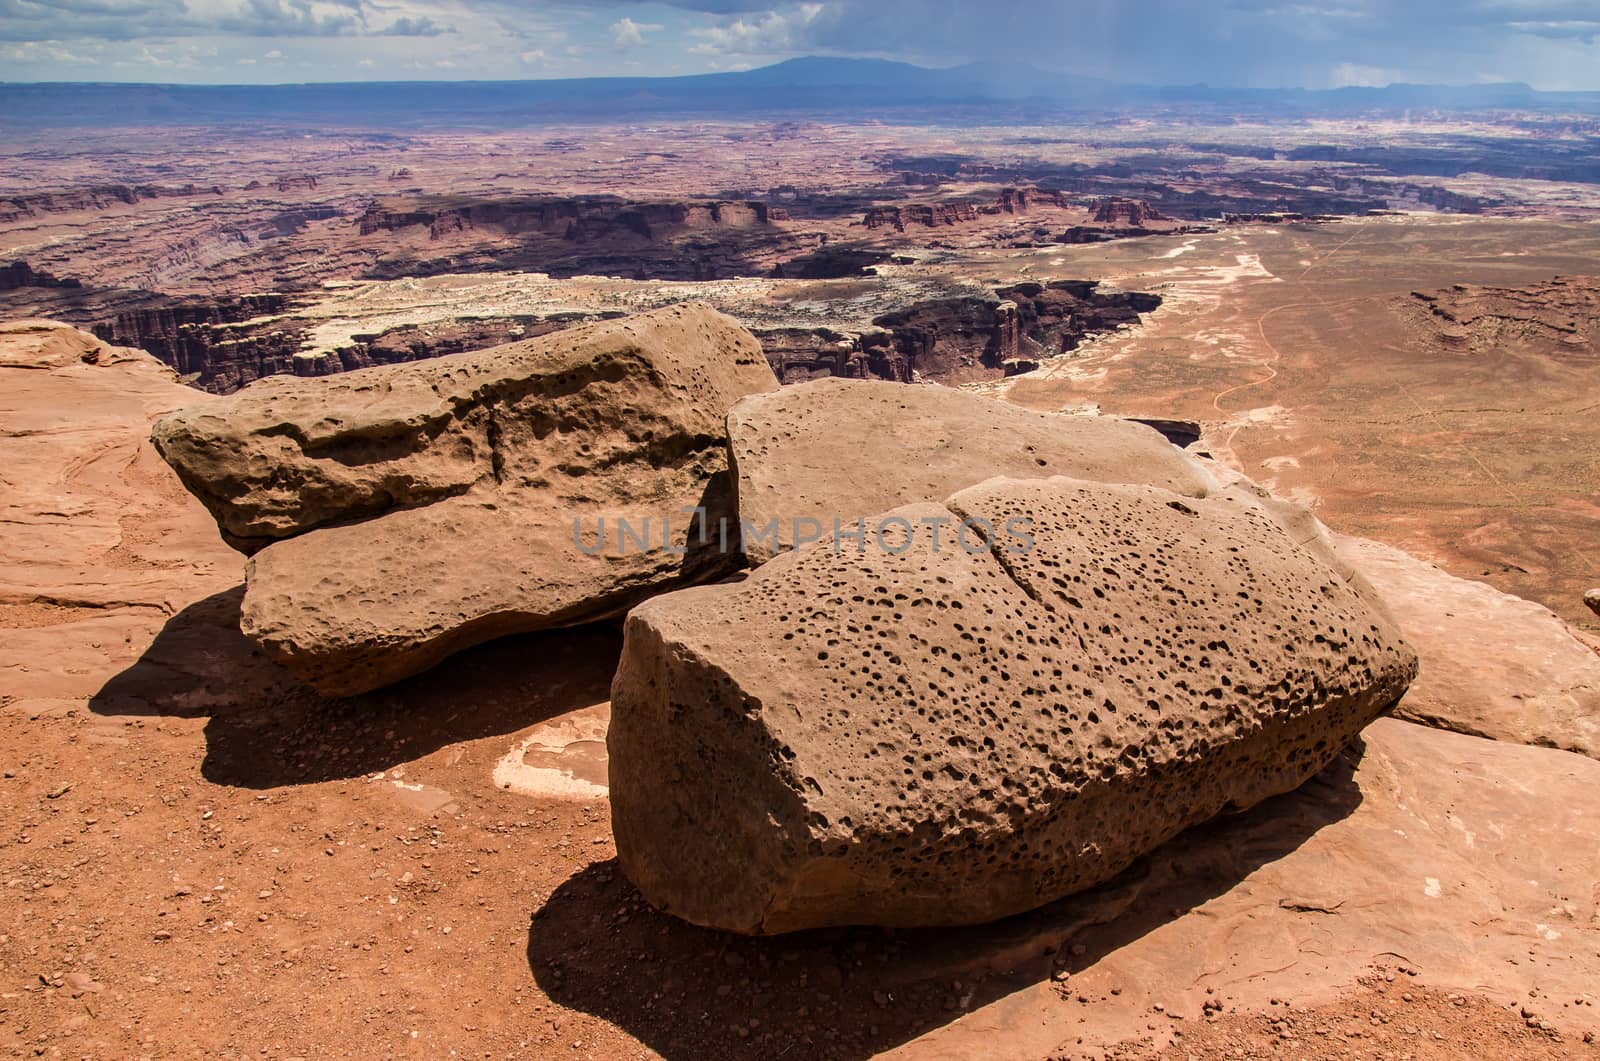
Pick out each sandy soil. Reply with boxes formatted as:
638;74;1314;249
1001;215;1600;635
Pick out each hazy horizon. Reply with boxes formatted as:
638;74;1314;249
0;54;1588;93
3;1;1600;92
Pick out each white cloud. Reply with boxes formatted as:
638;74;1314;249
609;16;661;49
689;3;822;56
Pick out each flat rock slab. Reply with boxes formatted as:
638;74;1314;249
153;303;778;695
1333;533;1600;759
0;322;240;705
609;475;1416;933
884;718;1600;1059
492;702;611;801
726;377;1216;564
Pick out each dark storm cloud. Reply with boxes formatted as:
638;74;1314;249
667;0;1600;86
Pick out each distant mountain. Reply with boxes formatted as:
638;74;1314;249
3;57;1598;128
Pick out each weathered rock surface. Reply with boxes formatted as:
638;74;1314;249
752;326;908;384
867;282;1161;383
1333;534;1600;758
1090;197;1167;225
1587;587;1600;617
726;377;1216;565
609;475;1417;933
153;303;778;695
861;187;1072;231
0;321;239;703
883;717;1600;1059
356;194;821;283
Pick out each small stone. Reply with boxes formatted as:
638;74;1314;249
63;973;102;994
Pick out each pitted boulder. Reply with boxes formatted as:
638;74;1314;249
725;377;1217;564
153;303;778;695
608;475;1417;933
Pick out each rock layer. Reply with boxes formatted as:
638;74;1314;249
1334;534;1600;758
153;303;778;695
868;282;1160;383
726;377;1216;564
0;321;241;704
609;475;1417;933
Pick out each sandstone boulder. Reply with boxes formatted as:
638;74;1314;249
1587;588;1600;618
726;377;1216;565
609;475;1417;933
152;303;778;695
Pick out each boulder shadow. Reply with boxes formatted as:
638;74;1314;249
526;739;1366;1060
88;585;623;789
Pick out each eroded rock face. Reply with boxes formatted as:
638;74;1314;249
609;475;1417;933
152;303;778;695
866;282;1161;383
1090;197;1167;225
726;377;1217;565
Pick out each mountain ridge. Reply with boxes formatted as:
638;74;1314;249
3;56;1597;127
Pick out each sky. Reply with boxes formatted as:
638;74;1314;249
2;0;1600;90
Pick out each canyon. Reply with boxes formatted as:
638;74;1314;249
2;94;1599;1061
